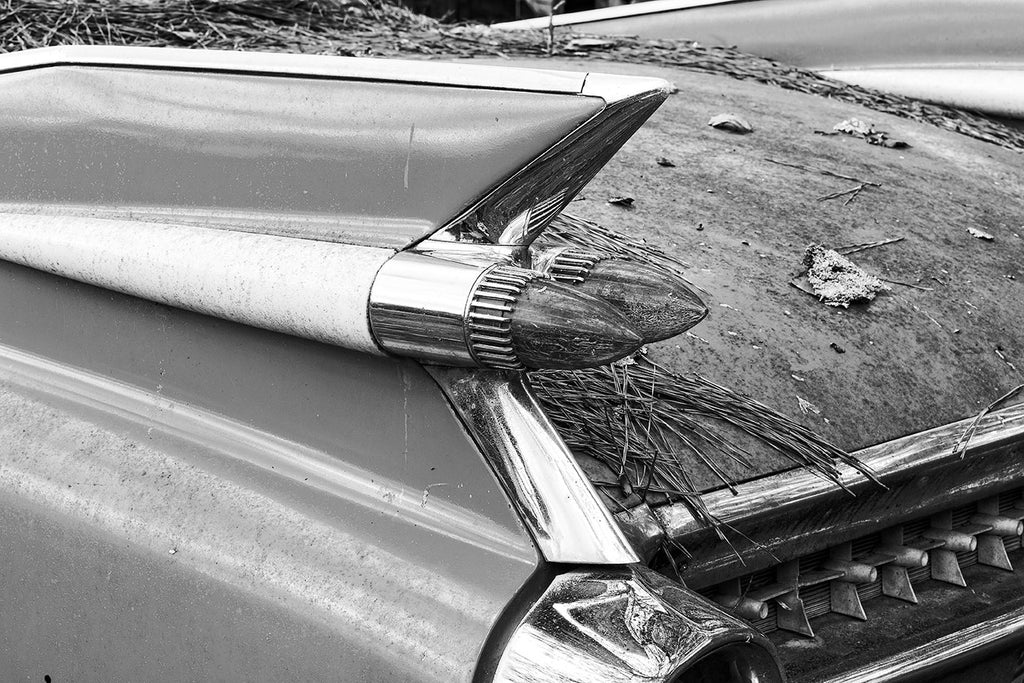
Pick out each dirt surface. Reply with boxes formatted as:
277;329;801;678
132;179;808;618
477;57;1024;487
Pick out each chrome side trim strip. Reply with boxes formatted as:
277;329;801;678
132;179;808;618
493;0;743;30
663;402;1024;535
492;565;784;683
428;367;639;564
0;45;589;94
649;402;1024;584
431;80;669;246
0;45;676;105
822;603;1024;683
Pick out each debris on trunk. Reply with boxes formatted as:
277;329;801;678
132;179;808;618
656;156;677;167
565;37;616;50
818;118;910;149
802;244;891;307
608;195;635;208
835;236;904;255
951;384;1024;458
968;227;995;241
708;113;754;134
531;352;879;529
797;396;821;415
537;213;692;274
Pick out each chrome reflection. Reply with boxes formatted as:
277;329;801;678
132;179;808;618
370;252;484;366
0;44;590;94
821;603;1024;683
432;79;670;247
492;565;784;683
662;402;1024;541
428;367;639;564
645;402;1024;585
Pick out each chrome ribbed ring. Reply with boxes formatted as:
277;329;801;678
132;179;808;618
465;265;538;370
546;249;605;285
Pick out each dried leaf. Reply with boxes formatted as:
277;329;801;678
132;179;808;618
831;119;910;149
708;113;753;134
880;138;911;149
608;196;635;208
797;396;821;415
565;38;616;50
833;118;873;136
803;244;890;307
656;156;676;167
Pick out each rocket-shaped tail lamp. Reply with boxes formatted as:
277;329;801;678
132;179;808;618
534;247;708;342
369;252;643;370
0;214;654;371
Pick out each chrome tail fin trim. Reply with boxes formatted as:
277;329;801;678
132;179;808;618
428;76;671;247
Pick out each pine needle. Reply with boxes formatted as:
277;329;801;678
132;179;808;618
531;354;880;530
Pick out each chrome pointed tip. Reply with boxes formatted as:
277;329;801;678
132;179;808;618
543;249;708;343
511;279;643;370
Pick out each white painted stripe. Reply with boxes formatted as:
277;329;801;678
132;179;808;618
0;213;393;353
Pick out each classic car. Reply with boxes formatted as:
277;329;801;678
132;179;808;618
0;44;1022;683
494;0;1024;120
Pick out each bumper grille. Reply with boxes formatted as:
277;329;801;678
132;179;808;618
701;487;1024;637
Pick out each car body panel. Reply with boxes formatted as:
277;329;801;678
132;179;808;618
0;58;604;249
0;259;539;681
495;0;1024;118
820;67;1024;120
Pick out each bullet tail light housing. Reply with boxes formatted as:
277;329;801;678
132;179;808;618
534;246;708;343
368;252;644;370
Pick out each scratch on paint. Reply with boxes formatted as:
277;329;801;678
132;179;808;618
404;123;415;191
401;367;411;466
421;483;449;507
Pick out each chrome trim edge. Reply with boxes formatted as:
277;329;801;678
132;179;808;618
822;603;1024;683
650;402;1024;583
493;0;744;30
580;71;677;104
0;45;589;94
427;367;640;564
369;252;485;366
410;239;526;268
429;81;669;247
661;402;1024;537
492;564;785;683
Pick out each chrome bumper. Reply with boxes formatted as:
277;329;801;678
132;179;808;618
824;603;1024;683
492;565;784;683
